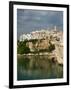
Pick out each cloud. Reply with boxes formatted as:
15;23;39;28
17;9;63;39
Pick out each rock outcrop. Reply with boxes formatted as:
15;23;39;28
26;39;50;52
26;39;63;65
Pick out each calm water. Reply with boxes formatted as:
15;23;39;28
17;55;63;80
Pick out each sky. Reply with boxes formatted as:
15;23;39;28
17;9;63;39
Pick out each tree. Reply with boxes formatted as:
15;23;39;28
17;41;30;54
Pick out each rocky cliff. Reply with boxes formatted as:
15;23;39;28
26;39;50;52
26;39;63;65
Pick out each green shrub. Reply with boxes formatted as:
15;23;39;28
17;41;30;54
47;43;55;52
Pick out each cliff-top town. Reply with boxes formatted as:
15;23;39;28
18;26;63;65
19;26;63;43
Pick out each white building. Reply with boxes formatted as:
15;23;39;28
19;27;63;42
19;33;32;41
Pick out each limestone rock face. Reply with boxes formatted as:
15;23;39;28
27;39;49;52
26;38;63;65
55;43;63;64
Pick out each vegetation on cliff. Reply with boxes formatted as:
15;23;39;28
17;39;55;54
17;41;30;54
47;41;55;52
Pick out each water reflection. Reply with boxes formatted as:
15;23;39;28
17;55;63;80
